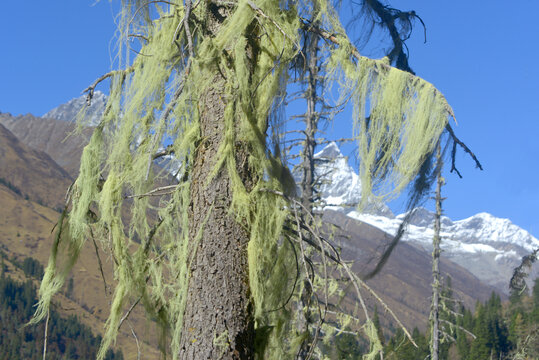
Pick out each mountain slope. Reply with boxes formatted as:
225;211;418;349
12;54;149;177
324;210;499;331
0;112;91;177
0;164;160;360
0;122;160;359
0;123;72;209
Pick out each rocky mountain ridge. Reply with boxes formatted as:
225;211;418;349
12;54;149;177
43;90;107;126
315;142;539;294
0;112;91;177
0;123;72;209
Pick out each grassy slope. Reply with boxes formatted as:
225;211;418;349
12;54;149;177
0;183;160;359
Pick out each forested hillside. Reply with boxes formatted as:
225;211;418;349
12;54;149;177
0;255;123;360
382;280;539;360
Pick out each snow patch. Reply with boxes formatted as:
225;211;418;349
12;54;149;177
44;91;107;126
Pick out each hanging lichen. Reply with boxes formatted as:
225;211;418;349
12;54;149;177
33;0;457;359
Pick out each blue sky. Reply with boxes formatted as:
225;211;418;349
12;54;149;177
0;1;537;237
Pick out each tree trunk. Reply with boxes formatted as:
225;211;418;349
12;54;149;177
178;77;255;359
297;26;320;359
178;5;256;359
430;143;444;360
300;28;319;213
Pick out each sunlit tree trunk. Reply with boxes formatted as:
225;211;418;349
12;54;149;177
178;7;257;359
178;78;255;359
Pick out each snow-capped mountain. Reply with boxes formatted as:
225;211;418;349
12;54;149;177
316;142;539;294
43;91;107;126
298;142;394;217
41;92;185;180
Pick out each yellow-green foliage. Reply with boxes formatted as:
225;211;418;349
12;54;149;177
323;33;449;208
34;0;455;359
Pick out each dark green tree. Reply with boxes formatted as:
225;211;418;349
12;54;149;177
469;293;511;359
532;277;539;322
384;327;429;360
0;271;123;359
455;305;474;359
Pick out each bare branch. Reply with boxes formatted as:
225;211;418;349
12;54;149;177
42;310;49;360
439;319;476;339
90;226;109;295
152;144;176;159
264;188;415;351
118;297;142;331
439;330;456;343
82;67;134;106
128;34;150;43
446;123;483;177
127;320;142;360
129;0;178;27
183;0;194;58
125;185;179;199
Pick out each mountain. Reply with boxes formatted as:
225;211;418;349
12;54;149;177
1;94;179;180
0;114;496;335
316;142;539;295
0;94;529;343
43;90;107;126
0;124;160;359
0;123;72;209
323;210;498;331
350;209;539;294
0;91;106;178
295;142;394;217
0;112;91;177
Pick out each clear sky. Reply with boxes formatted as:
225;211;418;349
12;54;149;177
0;1;537;237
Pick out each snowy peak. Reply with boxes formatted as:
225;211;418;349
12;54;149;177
396;207;452;227
350;207;539;294
311;142;394;217
309;142;538;294
315;142;362;206
452;212;539;253
314;141;342;159
43;91;107;126
392;209;539;254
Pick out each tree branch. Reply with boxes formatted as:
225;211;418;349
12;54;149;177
446;123;483;176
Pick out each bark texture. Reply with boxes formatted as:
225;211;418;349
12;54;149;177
300;28;319;213
178;77;255;359
178;4;255;359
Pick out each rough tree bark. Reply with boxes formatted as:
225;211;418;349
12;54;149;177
178;80;255;359
178;5;257;359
